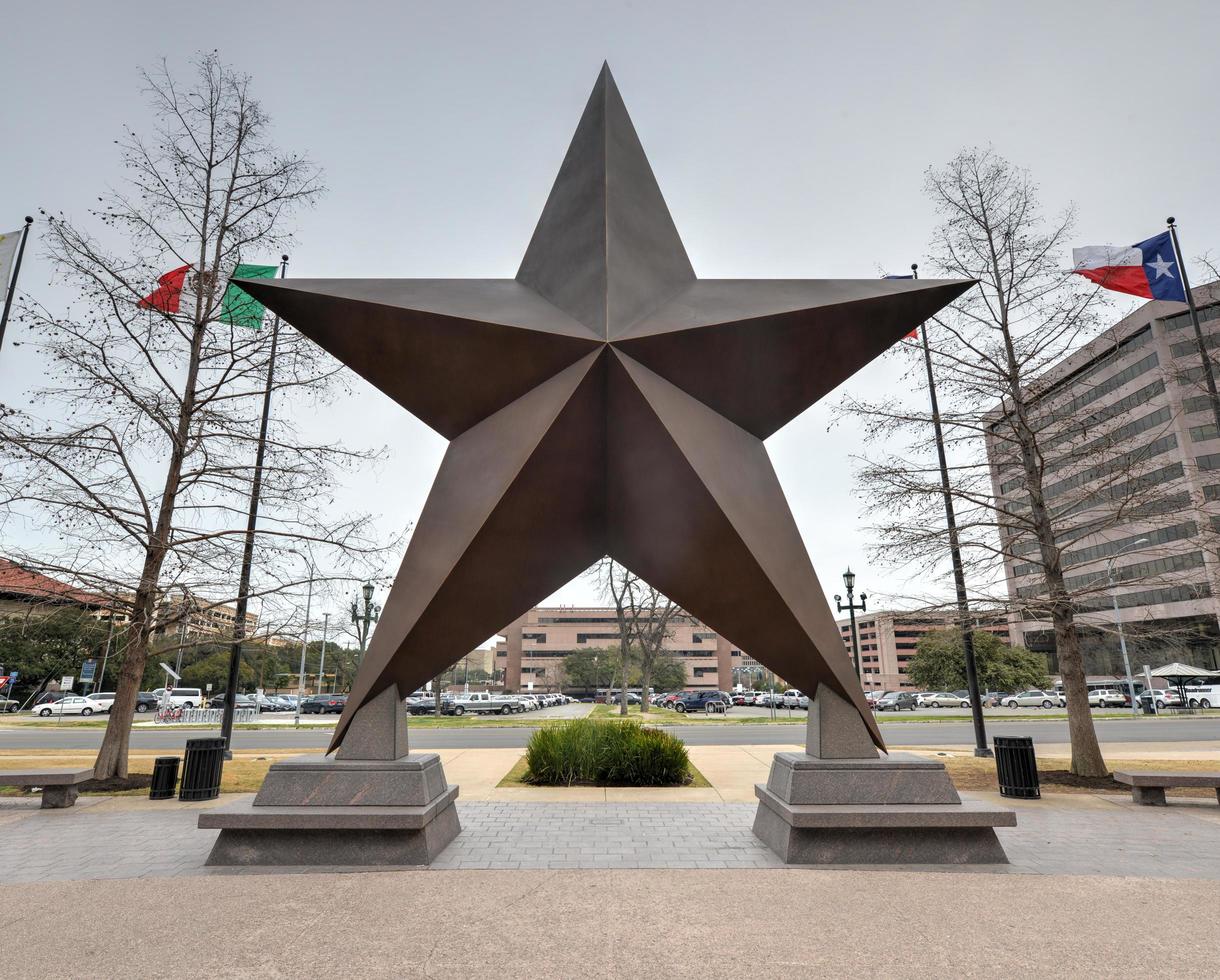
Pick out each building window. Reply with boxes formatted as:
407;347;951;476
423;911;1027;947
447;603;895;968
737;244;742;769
1164;304;1220;332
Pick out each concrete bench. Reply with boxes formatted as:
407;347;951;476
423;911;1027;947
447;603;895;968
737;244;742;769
0;768;94;808
1113;770;1220;806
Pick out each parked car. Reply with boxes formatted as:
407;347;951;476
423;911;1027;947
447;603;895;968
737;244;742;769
918;692;970;708
673;691;731;713
92;691;160;713
33;695;107;717
1002;690;1065;708
301;694;347;714
755;691;784;708
34;691;70;706
1138;689;1181;709
876;691;918;711
983;692;1012;707
452;692;515;715
152;687;203;708
780;689;804;709
1088;689;1126;708
208;693;256;710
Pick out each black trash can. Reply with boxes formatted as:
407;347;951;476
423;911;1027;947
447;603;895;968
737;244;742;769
179;737;225;801
993;735;1040;799
149;756;180;800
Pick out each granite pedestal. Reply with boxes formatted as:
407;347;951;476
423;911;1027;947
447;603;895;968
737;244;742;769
199;685;460;867
752;686;1014;865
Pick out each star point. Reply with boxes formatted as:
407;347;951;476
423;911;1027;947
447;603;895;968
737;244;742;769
240;67;970;754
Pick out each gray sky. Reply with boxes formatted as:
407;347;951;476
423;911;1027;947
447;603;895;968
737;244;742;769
3;0;1219;617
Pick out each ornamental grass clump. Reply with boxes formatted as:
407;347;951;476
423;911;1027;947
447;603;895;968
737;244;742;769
524;719;691;786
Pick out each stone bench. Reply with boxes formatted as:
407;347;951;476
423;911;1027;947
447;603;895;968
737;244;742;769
0;768;94;808
1113;770;1220;806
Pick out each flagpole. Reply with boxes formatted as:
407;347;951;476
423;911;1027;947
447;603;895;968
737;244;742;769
0;216;34;355
912;264;991;758
219;254;289;756
1166;217;1220;436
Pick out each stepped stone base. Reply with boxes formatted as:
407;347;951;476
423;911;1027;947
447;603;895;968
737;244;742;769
753;785;1012;864
197;684;460;867
201;785;461;866
750;686;1014;866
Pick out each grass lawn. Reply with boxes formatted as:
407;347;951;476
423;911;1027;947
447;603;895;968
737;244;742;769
496;753;712;789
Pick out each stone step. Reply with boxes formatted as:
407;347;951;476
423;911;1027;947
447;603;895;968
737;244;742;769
755;784;1016;829
200;786;459;831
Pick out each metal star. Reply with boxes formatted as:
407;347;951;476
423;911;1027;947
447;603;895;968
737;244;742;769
238;65;970;752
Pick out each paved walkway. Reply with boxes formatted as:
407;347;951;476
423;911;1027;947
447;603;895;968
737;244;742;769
3;789;1219;881
8;869;1217;979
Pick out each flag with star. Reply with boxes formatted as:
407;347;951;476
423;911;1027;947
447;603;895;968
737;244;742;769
1071;232;1187;302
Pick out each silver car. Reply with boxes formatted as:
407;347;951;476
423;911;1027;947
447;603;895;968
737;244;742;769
1002;690;1065;708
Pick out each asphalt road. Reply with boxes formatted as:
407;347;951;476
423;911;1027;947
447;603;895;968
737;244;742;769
2;716;1217;751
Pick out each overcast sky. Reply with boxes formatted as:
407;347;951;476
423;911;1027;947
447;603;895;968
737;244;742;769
3;0;1219;625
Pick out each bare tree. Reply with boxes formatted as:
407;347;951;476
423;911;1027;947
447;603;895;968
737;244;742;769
839;147;1191;776
591;558;682;714
0;54;390;778
624;582;681;714
594;558;637;715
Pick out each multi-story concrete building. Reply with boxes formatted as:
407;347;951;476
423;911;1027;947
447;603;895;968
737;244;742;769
986;283;1220;673
153;593;258;641
836;609;1011;693
495;606;761;692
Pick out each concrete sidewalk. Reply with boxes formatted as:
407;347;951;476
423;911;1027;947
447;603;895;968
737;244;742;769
6;869;1217;978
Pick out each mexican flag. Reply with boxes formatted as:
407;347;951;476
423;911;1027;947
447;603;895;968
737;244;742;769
220;263;278;329
137;263;192;313
138;262;277;328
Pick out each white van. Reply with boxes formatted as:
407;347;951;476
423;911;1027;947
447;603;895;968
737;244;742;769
152;687;203;708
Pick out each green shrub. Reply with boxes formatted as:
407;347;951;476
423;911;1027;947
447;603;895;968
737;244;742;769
524;719;691;786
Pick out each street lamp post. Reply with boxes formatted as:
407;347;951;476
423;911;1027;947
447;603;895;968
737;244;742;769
835;568;867;681
1108;538;1150;718
351;582;381;665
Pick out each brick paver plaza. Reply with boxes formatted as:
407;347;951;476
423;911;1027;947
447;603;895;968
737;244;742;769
3;791;1219;881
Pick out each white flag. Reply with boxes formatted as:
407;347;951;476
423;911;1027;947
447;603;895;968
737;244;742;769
0;227;23;290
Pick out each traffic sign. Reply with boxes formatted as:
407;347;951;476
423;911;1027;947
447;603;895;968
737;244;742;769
81;658;97;682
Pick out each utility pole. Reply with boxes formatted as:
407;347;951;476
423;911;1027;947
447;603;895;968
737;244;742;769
294;567;314;728
318;612;331;696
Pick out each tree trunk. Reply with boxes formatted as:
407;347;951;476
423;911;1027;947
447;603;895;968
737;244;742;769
1014;402;1108;777
93;321;208;780
640;661;651;713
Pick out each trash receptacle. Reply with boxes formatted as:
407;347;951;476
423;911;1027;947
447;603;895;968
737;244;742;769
179;737;225;801
149;756;180;800
993;735;1040;799
1142;697;1155;715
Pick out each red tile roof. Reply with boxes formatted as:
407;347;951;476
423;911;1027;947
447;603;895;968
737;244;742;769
0;559;109;608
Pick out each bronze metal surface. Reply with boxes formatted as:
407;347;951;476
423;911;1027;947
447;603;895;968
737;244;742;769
235;65;971;753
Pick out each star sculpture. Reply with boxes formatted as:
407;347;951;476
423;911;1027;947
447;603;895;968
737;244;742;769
238;65;970;754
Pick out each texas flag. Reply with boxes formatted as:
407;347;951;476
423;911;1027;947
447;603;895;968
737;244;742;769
1071;232;1187;302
